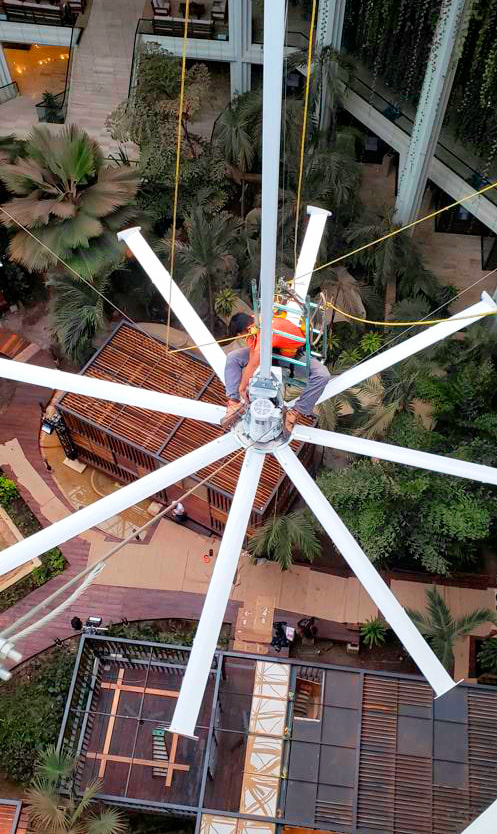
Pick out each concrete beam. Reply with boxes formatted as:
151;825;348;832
340;83;497;235
395;0;472;226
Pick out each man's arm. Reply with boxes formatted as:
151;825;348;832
239;348;260;400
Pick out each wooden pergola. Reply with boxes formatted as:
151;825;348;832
58;322;314;534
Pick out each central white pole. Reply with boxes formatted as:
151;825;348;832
258;0;286;378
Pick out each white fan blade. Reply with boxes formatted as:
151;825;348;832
293;425;497;487
286;206;332;325
169;447;264;738
274;444;458;699
258;0;286;379
117;228;226;382
0;357;224;425
461;799;497;833
0;434;240;576
317;292;497;404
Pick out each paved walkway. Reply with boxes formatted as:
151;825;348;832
65;0;144;156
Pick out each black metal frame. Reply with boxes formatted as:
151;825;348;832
58;633;497;834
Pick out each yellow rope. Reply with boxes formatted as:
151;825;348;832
294;180;497;284
166;0;190;350
324;288;497;327
293;0;318;272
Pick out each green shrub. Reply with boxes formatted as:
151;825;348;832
0;475;19;506
31;548;66;587
0;645;75;784
478;637;497;675
360;617;387;648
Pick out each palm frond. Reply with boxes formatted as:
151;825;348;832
454;609;497;638
85;809;128;834
35;745;75;784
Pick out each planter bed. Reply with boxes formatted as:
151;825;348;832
0;469;66;613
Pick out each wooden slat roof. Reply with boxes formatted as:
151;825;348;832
60;322;310;510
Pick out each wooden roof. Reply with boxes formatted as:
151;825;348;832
59;322;311;511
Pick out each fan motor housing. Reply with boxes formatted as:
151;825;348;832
243;374;284;443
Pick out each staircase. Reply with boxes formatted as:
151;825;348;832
152;726;169;777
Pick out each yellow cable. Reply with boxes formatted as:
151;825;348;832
324;292;497;327
294;180;497;283
293;0;318;272
166;0;190;350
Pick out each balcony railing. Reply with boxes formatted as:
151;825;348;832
345;73;497;210
0;80;19;105
147;0;228;41
0;0;85;26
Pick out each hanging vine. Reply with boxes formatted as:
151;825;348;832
343;0;497;164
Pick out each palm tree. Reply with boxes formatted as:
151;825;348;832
248;511;320;571
353;356;434;439
279;146;360;253
345;208;413;314
48;271;110;365
0;134;25;164
26;746;127;834
316;388;360;431
171;208;241;330
0;125;141;276
407;586;497;671
214;287;238;333
212;94;256;217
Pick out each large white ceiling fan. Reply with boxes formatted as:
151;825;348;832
0;1;496;798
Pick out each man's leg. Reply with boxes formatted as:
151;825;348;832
293;358;331;415
283;358;331;436
225;348;250;402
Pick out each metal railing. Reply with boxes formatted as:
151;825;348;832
0;81;19;105
34;23;76;123
0;0;85;25
133;10;229;43
252;27;310;49
345;73;497;209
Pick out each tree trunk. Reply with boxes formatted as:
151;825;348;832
241;181;246;219
207;276;214;332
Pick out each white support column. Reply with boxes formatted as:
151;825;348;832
395;0;471;225
229;0;251;97
316;0;346;132
0;44;12;86
258;0;286;379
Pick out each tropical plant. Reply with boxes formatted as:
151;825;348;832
248;511;320;571
48;270;110;365
169;208;241;329
360;617;387;648
317;440;496;575
214;287;238;320
0;125;141;275
0;134;25;164
40;91;63;124
0;645;75;784
280;145;360;251
316;389;359;431
345;208;413;297
407;587;497;671
212;94;256;217
477;636;497;675
0;474;18;506
26;745;127;834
